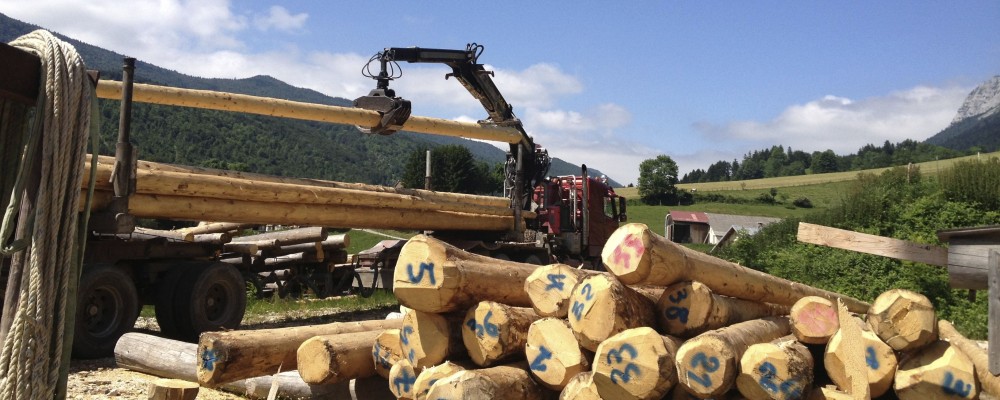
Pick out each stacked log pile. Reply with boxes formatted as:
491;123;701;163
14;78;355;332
113;223;998;399
82;155;531;231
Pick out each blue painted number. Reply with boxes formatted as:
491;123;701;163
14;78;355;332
865;346;879;370
530;346;553;372
545;274;566;291
686;352;720;387
406;262;436;284
942;371;972;397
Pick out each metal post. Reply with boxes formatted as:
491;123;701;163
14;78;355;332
424;150;432;190
113;57;136;197
512;145;524;236
989;250;999;376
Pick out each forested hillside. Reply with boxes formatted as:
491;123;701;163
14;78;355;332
2;13;615;187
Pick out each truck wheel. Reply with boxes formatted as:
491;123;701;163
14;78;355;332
522;254;544;265
73;264;139;359
154;264;195;337
172;263;247;342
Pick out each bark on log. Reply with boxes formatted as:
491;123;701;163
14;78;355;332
413;361;470;400
260;235;348;258
424;362;550;400
114;332;362;399
88;154;512;208
373;328;403;379
95;81;526;144
197;318;402;386
400;309;466;369
231;226;327;247
938;319;1000;397
526;318;592;391
894;340;978;400
147;378;199;400
675;316;792;398
133;227;231;244
393;235;539;313
560;372;602;400
176;222;255;237
592;327;683;400
866;289;938;352
602;223;870;313
524;264;599;318
296;329;382;385
657;281;790;338
736;336;813;400
462;301;542;367
824;320;897;398
221;242;260;255
790;296;839;345
566;274;660;351
389;358;418;400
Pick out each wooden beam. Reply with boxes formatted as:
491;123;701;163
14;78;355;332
796;222;947;267
95;80;524;144
0;42;41;105
991;250;999;376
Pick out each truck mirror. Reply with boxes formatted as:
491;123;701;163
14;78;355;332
618;197;628;222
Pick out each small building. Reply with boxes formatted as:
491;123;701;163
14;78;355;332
664;211;780;245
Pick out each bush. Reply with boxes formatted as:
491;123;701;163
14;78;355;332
792;197;813;208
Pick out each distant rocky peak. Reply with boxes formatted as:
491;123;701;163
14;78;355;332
951;75;1000;125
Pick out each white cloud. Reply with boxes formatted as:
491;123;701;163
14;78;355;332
253;6;307;32
694;85;970;155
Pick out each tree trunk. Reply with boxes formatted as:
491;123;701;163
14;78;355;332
393;235;539;313
424;362;551;400
526;318;591;391
566;274;660;351
675;316;791;398
197;318;402;386
296;329;383;385
524;264;599;318
602;223;870;313
656;281;790;338
592;327;683;400
462;301;542;367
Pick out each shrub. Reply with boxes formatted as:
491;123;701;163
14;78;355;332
792;197;813;208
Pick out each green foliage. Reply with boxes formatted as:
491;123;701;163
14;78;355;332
718;164;1000;339
400;145;502;195
792;197;813;208
940;157;1000;211
638;155;680;205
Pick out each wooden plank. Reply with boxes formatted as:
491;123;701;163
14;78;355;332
0;42;41;104
797;222;948;267
990;250;999;376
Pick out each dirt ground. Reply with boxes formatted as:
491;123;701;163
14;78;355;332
66;305;398;399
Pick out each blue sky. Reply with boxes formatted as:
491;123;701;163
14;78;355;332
3;1;998;184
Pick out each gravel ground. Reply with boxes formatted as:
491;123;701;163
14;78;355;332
67;305;398;399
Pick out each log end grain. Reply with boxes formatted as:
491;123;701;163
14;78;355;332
295;336;338;384
825;326;898;397
894;340;978;400
413;361;467;400
389;358;418;400
790;296;839;345
373;328;403;379
560;372;602;400
657;281;717;337
867;289;938;352
400;309;453;369
568;274;658;352
524;263;587;318
592;327;678;400
737;339;814;400
526;318;590;391
601;223;661;285
461;301;539;367
393;236;458;313
147;378;199;400
195;336;227;387
675;334;737;398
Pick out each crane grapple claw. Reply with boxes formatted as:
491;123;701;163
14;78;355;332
353;88;411;135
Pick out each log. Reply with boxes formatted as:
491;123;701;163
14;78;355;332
373;328;404;379
413;361;469;400
790;296;839;345
462;301;542;367
389;358;418;400
866;289;938;352
400;309;466;369
601;223;870;313
592;326;683;400
567;274;660;351
115;332;357;398
560;372;602;400
296;329;383;385
222;242;260;254
231;226;327;246
939;319;1000;397
93;154;512;209
736;337;813;400
657;281;790;338
833;300;868;399
675;316;791;398
824;319;897;398
894;340;978;400
95;80;525;144
424;362;550;400
197;318;402;386
524;264;598;318
393;235;539;313
260;235;349;258
133;227;231;244
526;318;592;391
147;378;199;400
176;222;255;237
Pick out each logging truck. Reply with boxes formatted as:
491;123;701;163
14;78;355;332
14;44;626;358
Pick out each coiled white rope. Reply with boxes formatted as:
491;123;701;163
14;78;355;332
0;30;93;399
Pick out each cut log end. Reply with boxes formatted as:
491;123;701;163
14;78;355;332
461;301;540;367
825;324;898;397
657;281;716;337
389;359;419;400
147;378;200;400
675;334;737;398
373;328;403;379
736;339;814;400
393;235;455;313
600;223;655;284
526;318;590;391
524;264;590;317
568;274;658;351
790;296;839;344
867;289;938;352
413;361;467;400
400;310;456;369
894;340;978;400
560;372;602;400
592;327;679;400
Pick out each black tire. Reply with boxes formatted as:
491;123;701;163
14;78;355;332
172;263;247;342
154;263;195;338
522;254;544;265
73;264;139;359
